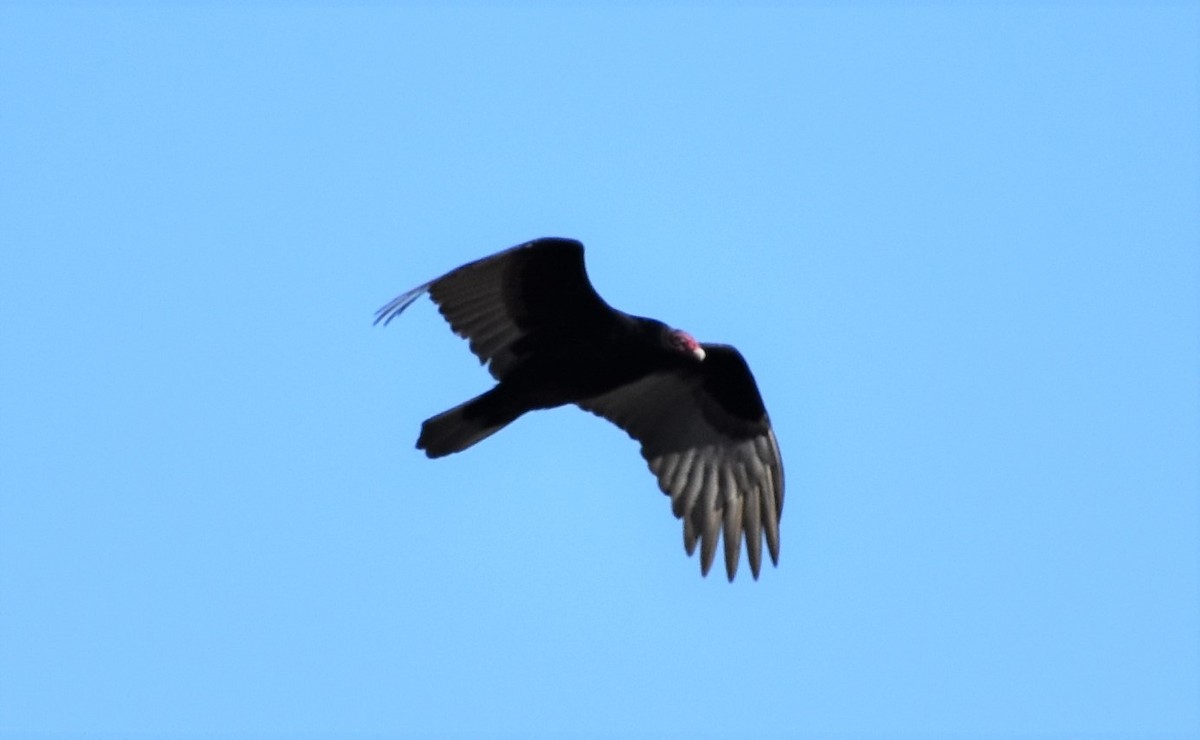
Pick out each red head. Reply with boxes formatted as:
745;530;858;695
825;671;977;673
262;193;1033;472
669;329;706;362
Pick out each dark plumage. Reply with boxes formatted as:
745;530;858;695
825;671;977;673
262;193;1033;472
375;237;784;580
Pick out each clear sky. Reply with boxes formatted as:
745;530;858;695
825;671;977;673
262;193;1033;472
1;4;1197;737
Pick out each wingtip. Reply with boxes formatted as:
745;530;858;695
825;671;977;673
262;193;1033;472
374;283;432;327
766;531;781;567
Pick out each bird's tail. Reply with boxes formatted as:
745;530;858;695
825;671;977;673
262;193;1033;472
417;390;518;458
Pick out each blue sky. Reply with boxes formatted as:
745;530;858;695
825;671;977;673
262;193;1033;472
1;4;1197;737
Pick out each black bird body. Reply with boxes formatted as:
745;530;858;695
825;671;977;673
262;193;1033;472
376;237;784;580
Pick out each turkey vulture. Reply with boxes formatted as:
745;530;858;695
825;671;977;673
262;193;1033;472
375;237;783;580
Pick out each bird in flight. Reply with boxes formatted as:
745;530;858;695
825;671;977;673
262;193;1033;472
375;237;783;580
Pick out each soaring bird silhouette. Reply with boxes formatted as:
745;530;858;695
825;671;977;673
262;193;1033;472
376;237;783;580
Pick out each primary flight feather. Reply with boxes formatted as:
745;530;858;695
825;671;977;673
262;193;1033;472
375;237;784;580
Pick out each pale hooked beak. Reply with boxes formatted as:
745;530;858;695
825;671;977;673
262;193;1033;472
692;344;706;361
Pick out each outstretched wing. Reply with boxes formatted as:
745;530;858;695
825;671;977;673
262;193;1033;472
375;237;616;378
578;344;784;581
